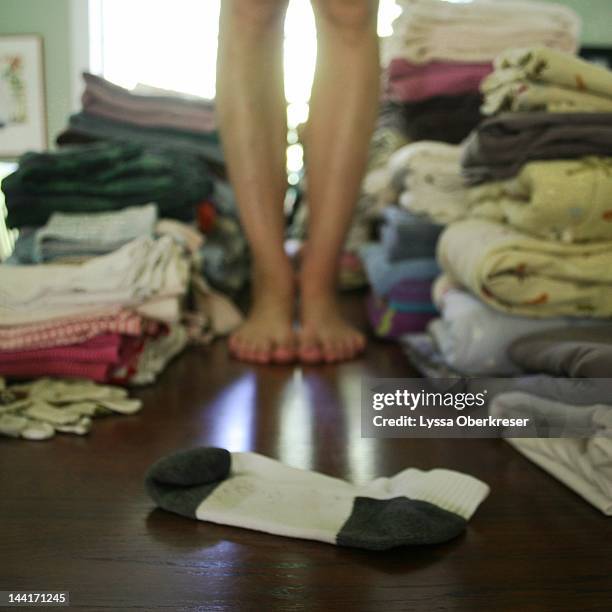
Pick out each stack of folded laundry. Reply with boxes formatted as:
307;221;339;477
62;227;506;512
0;232;189;384
360;204;440;340
1;141;212;227
402;45;612;376
352;0;581;334
58;73;223;165
379;0;579;146
0;205;243;385
358;140;469;339
489;329;612;516
54;73;250;293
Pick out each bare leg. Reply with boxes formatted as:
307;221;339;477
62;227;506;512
217;0;295;364
300;0;380;363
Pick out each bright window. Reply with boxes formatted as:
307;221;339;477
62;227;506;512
92;0;401;122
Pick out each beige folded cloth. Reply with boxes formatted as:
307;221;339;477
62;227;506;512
437;218;612;317
397;141;469;224
385;1;580;65
482;46;612;114
467;158;612;243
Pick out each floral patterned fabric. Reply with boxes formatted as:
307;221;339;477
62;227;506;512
482;46;612;114
466;157;612;243
437;218;612;317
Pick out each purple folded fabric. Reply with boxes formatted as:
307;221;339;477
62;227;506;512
385;59;492;103
367;279;437;339
82;73;217;134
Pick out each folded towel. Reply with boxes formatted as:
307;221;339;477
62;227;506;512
466;157;612;243
385;60;492;103
359;242;439;297
82;73;216;134
509;326;612;378
428;282;600;376
462;113;612;185
0;236;188;325
0;309;155;351
396;141;468;224
437;218;612;317
384;0;579;65
2;142;212;228
380;207;443;261
32;204;158;263
482;46;612;114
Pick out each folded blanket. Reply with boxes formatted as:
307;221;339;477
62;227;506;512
0;236;188;325
66;112;224;165
509;326;612;378
428;283;599;376
359;243;439;297
380;207;443;261
466;158;612;243
385;59;492;103
482;46;612;114
437;218;612;317
384;0;579;65
396;141;469;224
2;142;212;228
82;73;216;134
462;114;612;185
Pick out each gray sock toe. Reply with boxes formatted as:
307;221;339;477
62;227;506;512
145;447;231;518
337;497;467;550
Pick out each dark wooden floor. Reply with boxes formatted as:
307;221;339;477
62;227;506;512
2;295;611;611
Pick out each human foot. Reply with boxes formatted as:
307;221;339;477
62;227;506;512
299;293;366;364
229;273;296;364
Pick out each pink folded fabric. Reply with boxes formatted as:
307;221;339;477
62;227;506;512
0;310;157;351
0;334;145;383
0;333;124;365
385;60;492;103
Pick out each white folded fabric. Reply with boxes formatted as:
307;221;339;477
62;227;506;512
489;390;612;516
508;437;612;516
428;281;600;376
0;236;189;325
396;141;468;224
384;0;580;65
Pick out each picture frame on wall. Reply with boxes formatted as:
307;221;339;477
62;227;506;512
0;34;47;158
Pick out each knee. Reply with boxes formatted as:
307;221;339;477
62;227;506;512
226;0;289;32
312;0;377;33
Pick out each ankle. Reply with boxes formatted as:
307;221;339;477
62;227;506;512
300;265;339;302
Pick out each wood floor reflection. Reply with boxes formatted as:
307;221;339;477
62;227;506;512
1;294;610;611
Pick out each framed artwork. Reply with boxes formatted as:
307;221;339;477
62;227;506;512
0;35;47;158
